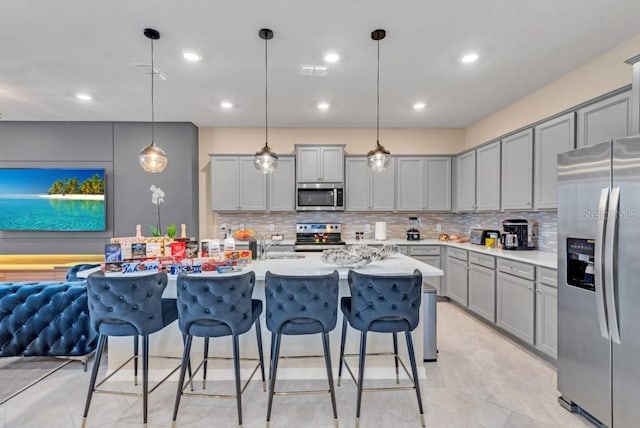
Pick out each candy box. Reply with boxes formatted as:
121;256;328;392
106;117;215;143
146;242;162;258
170;241;186;261
105;243;122;262
104;262;122;273
122;260;160;274
131;243;146;259
224;250;251;261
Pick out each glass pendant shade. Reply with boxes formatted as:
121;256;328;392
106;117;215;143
138;28;168;173
254;143;279;174
139;143;168;173
367;141;392;172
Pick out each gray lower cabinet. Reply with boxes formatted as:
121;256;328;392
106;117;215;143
268;156;295;211
468;253;496;322
577;90;632;148
534;113;575;209
447;249;468;306
408;245;442;295
475;141;501;211
535;267;557;359
211;156;267;211
501;128;533;210
346;156;395;211
455;151;476;211
497;269;535;345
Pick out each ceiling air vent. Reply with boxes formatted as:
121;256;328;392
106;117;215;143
298;64;328;77
132;63;168;80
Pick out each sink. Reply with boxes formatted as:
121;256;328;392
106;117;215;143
266;254;306;259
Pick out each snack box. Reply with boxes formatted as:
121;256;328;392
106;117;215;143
185;241;198;258
170;241;186;261
131;243;147;259
105;243;122;262
104;262;122;273
146;242;162;258
224;250;252;261
122;260;161;274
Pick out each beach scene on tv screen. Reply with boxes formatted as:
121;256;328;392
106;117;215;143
0;168;106;231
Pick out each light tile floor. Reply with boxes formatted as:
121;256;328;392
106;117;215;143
0;302;593;427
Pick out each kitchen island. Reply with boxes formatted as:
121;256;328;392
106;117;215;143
90;251;442;380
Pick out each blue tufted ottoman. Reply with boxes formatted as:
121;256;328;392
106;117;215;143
0;281;98;403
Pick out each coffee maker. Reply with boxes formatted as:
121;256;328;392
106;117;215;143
501;219;537;250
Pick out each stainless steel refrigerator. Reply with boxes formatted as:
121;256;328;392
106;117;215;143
557;136;640;427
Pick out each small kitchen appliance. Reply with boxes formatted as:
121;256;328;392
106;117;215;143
294;223;346;251
469;229;501;246
406;217;421;241
500;219;537;250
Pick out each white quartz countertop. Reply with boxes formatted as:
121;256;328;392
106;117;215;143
347;239;557;269
79;252;443;281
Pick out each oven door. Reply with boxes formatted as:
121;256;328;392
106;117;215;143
296;183;344;211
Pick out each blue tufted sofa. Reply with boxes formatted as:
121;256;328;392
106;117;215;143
0;281;97;358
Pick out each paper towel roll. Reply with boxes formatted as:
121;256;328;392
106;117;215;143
374;222;387;240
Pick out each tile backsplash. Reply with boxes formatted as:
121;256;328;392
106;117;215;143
214;210;558;253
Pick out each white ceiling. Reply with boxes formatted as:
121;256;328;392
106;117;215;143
1;0;640;128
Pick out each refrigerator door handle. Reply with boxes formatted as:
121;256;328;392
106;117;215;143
605;186;621;344
594;187;610;340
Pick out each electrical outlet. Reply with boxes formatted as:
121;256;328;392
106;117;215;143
268;223;275;231
221;223;227;231
240;223;245;231
365;224;371;233
436;223;442;232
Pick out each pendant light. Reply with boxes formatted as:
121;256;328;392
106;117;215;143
138;28;168;173
254;28;279;174
367;29;391;172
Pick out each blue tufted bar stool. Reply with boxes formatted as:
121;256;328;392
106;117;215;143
172;271;265;428
66;263;100;281
264;270;340;427
338;269;425;428
82;271;179;428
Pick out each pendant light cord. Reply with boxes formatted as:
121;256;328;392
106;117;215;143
150;37;155;146
376;37;380;145
264;35;269;147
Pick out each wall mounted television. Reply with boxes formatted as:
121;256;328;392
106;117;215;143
0;168;106;231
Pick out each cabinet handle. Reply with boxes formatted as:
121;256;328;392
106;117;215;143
518;270;530;275
527;286;533;291
536;289;542;294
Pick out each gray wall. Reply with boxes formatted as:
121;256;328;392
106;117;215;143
0;121;198;254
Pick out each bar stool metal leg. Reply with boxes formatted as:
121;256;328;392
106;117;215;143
392;332;399;385
172;335;193;427
81;334;107;428
337;316;348;387
355;331;368;428
322;332;339;425
203;337;209;390
142;335;150;428
255;320;267;391
231;335;243;426
133;335;139;386
266;333;282;425
405;331;426;427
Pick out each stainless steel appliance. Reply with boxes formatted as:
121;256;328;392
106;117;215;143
294;223;346;251
500;219;537;250
422;284;438;362
296;183;344;211
469;229;501;245
557;137;640;427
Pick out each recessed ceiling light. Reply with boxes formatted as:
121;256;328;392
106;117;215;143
220;101;234;109
76;93;92;101
183;52;202;62
324;53;340;63
413;102;426;110
460;52;479;64
317;102;330;110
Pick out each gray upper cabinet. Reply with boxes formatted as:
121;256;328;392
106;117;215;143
501;128;533;210
577;90;632;148
269;156;295;212
397;157;451;212
345;156;395;211
396;157;424;211
296;145;345;182
425;157;451;211
456;151;476;212
475;141;501;211
211;156;267;211
534;113;575;210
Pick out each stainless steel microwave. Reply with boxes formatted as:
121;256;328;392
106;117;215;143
296;183;344;211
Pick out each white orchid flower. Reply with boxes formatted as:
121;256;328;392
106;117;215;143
150;185;165;205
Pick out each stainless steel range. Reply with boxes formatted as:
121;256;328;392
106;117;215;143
294;223;346;251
